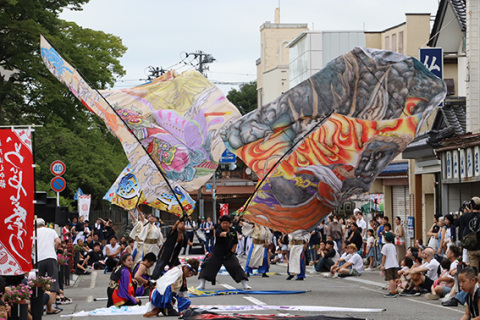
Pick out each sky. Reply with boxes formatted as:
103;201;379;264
59;0;441;95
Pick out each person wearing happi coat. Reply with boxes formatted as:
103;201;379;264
129;208;145;263
243;223;272;277
143;259;200;317
138;214;164;272
107;253;141;307
286;230;310;280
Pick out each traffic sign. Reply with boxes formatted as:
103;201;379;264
50;160;66;176
51;176;66;192
419;47;443;79
219;149;236;163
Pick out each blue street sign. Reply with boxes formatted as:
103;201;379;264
419;47;443;79
407;217;415;238
51;176;66;193
219;149;236;163
74;188;84;200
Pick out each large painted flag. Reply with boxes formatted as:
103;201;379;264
0;127;34;275
104;164;195;216
40;36;241;206
222;48;446;233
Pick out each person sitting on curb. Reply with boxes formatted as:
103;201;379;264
426;245;460;300
314;240;339;273
330;243;363;278
401;247;440;296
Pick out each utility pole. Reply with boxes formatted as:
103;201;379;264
147;66;166;80
186;51;216;77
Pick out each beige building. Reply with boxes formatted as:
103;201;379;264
256;9;308;106
365;13;431;58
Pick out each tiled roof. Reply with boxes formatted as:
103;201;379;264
402;98;466;158
441;104;466;135
428;0;466;47
450;0;467;31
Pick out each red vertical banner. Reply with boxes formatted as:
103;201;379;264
0;128;34;275
220;203;229;216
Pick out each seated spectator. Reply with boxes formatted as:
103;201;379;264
314;240;339;273
92;234;103;251
107;253;141;307
406;246;423;268
458;267;480;319
85;235;95;250
73;238;91;275
89;243;106;270
432;245;461;300
426;258;454;300
397;256;414;292
402;247;440;296
105;236;122;272
331;243;364;278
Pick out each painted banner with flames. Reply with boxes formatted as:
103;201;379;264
222;48;446;233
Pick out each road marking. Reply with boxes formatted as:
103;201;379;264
404;298;464;314
358;285;464;315
221;284;236;290
244;296;267;305
90;270;97;289
221;283;267;306
345;277;385;287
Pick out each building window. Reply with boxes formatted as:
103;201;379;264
399;31;404;54
392;34;397;52
385;36;390;50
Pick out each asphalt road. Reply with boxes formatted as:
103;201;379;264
52;255;464;320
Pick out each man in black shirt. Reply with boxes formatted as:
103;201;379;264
196;215;250;290
459;197;480;271
88;243;106;270
348;223;363;254
314;240;338;272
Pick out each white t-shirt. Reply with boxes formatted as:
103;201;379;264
36;227;59;262
422;259;440;281
347;253;364;273
356;218;367;239
381;243;399;269
340;252;352;262
104;243;121;258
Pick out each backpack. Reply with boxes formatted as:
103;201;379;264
462;231;478;251
463;213;480;251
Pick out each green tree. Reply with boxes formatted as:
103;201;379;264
0;0;128;208
227;81;257;115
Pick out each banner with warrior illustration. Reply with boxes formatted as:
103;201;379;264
222;48;446;233
0;128;34;275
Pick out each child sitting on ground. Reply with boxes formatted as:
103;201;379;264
397;256;413;292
